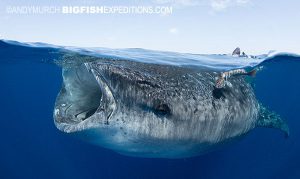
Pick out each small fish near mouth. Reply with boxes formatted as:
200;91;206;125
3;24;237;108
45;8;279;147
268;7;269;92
215;68;257;88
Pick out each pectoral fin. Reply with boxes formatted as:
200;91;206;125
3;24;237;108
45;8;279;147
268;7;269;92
256;104;289;138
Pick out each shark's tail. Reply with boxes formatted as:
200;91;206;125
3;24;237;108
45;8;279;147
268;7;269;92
247;69;257;77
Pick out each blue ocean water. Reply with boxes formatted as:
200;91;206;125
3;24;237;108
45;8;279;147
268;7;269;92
0;40;299;179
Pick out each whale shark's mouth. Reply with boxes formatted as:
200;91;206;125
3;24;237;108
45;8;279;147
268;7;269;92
54;63;107;132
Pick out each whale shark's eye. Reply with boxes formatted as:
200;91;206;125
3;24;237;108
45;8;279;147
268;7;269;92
153;104;171;117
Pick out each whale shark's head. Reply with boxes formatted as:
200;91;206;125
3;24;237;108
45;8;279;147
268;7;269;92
54;59;217;131
54;57;259;157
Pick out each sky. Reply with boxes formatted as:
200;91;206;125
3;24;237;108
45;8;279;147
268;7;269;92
0;0;299;54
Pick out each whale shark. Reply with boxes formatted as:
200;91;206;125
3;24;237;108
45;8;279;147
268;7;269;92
54;53;289;158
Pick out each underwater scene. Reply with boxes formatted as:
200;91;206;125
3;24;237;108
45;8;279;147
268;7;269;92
0;40;299;178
